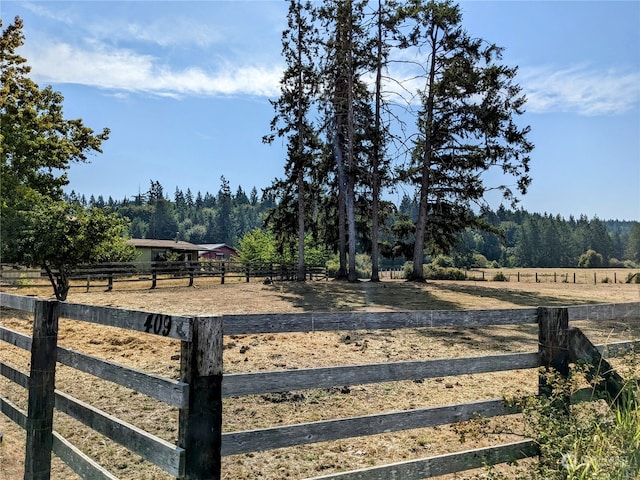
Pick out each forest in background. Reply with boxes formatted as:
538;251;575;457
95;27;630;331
64;178;640;270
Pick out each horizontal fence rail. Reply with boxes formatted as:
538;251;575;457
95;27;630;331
306;440;539;480
0;261;329;291
222;352;540;397
221;398;522;456
1;293;638;480
220;307;539;335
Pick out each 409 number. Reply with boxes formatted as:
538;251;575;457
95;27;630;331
144;314;172;336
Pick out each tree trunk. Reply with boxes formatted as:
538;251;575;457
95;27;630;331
296;12;306;283
370;0;384;283
334;134;348;280
296;168;306;281
411;38;438;282
44;264;70;301
345;1;357;283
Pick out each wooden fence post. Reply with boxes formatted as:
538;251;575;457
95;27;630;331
178;316;223;480
567;327;626;406
537;307;570;397
25;299;60;480
189;263;195;287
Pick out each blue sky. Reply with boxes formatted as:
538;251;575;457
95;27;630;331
3;1;639;220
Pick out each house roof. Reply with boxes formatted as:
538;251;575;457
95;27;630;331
198;243;237;251
127;239;203;251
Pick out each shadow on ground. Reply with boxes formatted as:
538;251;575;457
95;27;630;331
271;279;599;313
432;282;594;308
273;280;459;312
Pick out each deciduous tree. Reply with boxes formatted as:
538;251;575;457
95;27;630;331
1;17;130;300
12;201;135;300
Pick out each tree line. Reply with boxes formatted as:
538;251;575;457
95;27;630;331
65;180;640;271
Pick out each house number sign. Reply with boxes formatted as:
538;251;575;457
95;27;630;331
143;314;173;336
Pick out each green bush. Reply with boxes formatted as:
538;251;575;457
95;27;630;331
325;254;372;279
492;271;509;282
424;265;466;280
472;253;489;268
16;273;35;287
432;254;454;268
578;249;603;268
402;261;413;279
355;253;372;279
326;255;340;277
458;361;640;479
608;258;625;268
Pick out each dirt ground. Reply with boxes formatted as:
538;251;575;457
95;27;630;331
1;277;639;479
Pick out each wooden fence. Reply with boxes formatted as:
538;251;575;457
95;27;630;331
0;261;328;291
0;293;638;479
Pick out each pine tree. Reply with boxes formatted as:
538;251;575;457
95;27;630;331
318;0;372;282
397;0;533;281
264;0;321;280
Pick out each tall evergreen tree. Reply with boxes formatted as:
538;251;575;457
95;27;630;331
264;0;321;281
367;0;400;281
398;0;533;281
319;0;372;281
214;176;235;245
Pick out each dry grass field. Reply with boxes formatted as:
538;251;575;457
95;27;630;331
1;274;639;479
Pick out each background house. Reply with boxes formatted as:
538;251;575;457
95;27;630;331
127;239;203;262
198;243;239;260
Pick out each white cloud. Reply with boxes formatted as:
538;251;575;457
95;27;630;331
94;18;226;49
26;41;283;98
383;62;640;117
22;34;639;117
20;2;75;26
520;65;640;116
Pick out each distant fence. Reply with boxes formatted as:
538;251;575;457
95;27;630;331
3;264;638;292
1;293;638;479
0;261;328;291
466;269;639;284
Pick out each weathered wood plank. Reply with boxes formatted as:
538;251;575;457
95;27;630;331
0;292;37;312
0;361;29;388
1;395;27;429
54;390;185;478
568;327;626;406
25;299;59;480
0;325;32;350
178;316;223;480
222;352;539;397
58;302;193;341
597;340;640;357
221;398;520;456
221;308;539;335
305;440;538;480
56;346;188;408
567;302;640;321
538;307;570;396
51;431;119;480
